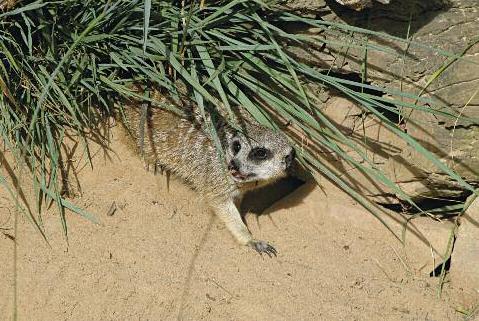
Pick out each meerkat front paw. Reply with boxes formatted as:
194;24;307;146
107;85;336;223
248;240;277;257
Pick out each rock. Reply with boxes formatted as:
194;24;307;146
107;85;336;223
0;0;18;11
335;0;391;11
450;194;479;293
283;0;328;16
316;95;477;202
285;0;479;199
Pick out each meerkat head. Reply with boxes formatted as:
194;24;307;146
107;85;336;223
225;124;295;184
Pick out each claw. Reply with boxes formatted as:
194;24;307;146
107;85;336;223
249;240;277;257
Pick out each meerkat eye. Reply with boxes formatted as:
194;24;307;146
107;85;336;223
249;147;270;161
232;141;241;155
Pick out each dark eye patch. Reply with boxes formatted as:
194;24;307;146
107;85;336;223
232;141;241;155
248;147;271;161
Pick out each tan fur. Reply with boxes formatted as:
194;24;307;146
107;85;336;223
120;91;294;256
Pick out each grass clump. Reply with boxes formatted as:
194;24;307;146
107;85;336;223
0;0;477;239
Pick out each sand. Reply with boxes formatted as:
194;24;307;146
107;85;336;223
0;126;478;321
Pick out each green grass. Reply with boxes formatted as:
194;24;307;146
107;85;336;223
0;0;477;242
456;303;479;321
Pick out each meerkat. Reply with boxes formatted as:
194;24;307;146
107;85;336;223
121;91;295;256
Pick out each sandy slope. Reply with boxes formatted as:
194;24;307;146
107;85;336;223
0;127;477;321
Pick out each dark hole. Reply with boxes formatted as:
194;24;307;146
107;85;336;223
430;256;452;277
377;191;473;219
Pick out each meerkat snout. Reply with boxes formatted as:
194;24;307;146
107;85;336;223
284;149;295;169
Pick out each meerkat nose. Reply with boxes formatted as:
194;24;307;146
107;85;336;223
285;149;295;168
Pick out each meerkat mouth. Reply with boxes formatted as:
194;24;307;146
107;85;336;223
230;170;255;182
